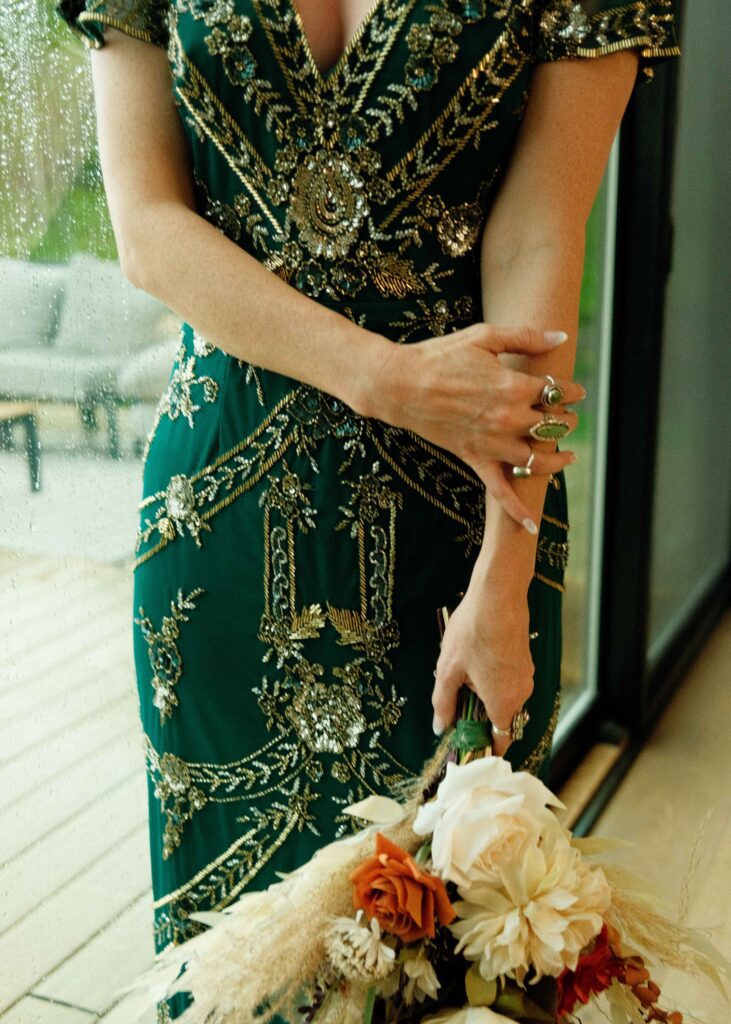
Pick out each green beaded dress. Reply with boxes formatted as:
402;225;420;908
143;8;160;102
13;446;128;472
55;0;680;1018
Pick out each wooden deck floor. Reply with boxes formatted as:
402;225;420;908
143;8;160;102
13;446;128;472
0;548;156;1023
0;547;728;1023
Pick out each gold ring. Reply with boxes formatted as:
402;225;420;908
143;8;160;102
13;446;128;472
529;413;570;441
512;450;535;478
540;374;564;409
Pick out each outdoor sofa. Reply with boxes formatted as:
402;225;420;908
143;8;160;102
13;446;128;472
0;253;178;458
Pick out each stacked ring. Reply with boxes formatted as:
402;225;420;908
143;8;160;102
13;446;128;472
528;413;570;441
490;707;530;742
512;450;535;478
540;373;564;409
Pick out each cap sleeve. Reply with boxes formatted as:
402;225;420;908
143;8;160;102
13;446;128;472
55;0;170;51
534;0;682;83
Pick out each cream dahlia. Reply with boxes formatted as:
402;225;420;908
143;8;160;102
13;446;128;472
450;825;611;985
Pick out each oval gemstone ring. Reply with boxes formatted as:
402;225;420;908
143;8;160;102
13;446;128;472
529;413;570;441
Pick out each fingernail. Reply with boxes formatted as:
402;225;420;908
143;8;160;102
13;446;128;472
523;518;538;534
579;385;588;399
544;330;568;345
432;714;445;736
568;452;578;464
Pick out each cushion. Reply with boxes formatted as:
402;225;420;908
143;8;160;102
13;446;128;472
52;253;170;356
115;336;178;402
0;258;66;350
0;348;122;403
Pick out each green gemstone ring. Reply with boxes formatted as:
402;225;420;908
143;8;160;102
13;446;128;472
529;413;570;441
540;373;565;408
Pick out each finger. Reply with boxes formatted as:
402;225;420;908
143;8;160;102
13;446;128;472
490;731;512;758
431;660;464;735
478;462;540;533
509;444;578;475
476;323;571;356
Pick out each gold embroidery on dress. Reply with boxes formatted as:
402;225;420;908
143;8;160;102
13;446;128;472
380;22;530;228
517;689;562;775
537;0;682;82
161;336;220;429
60;0;171;49
135;586;205;724
136;395;297;560
147;460;413;942
536;535;570;572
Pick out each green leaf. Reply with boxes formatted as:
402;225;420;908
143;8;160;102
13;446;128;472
465;963;498;1007
492;985;556;1022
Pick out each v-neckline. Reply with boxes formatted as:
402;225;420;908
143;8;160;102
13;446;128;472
284;0;386;85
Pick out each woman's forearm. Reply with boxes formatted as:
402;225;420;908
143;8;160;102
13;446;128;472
471;232;586;594
122;200;393;415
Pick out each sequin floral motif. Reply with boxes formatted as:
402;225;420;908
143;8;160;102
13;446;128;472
135;587;205;724
536;0;682;81
404;5;462;92
159;336;220;429
255;460;409;813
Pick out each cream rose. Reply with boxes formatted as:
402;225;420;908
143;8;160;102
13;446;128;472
422;1007;514;1023
412;757;565;887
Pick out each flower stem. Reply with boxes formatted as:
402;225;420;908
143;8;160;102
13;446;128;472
362;984;376;1024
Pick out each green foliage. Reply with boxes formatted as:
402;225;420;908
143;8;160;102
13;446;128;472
30;153;117;264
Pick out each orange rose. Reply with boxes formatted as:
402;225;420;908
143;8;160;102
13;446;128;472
350;832;457;943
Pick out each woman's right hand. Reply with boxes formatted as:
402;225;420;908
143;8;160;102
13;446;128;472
359;322;587;530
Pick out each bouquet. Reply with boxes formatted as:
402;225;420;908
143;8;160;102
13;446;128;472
121;609;730;1024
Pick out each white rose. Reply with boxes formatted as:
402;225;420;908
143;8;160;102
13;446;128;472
422;1007;514;1023
412;757;565;887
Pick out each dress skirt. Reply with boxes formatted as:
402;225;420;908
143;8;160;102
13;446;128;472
131;320;569;1020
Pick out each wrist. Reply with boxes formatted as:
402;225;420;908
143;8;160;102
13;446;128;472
342;329;405;421
468;548;534;600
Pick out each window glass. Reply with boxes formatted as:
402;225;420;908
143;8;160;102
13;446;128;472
0;5;167;1018
556;149;619;741
647;0;731;665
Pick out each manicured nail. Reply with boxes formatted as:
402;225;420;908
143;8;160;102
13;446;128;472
568;452;578;464
544;330;568;345
523;518;538;534
432;714;445;736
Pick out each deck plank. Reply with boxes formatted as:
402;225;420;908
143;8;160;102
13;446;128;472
0;577;127;655
0;730;142;865
0;774;147;933
0;699;137;813
0;635;133;724
0;663;134;763
34;894;155;1015
0;998;95;1023
0;605;132;691
0;827;150;1013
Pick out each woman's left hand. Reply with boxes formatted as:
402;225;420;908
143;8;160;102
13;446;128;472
431;582;535;757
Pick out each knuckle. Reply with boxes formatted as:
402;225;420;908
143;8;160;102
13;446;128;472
490;405;513;432
514;324;535;348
